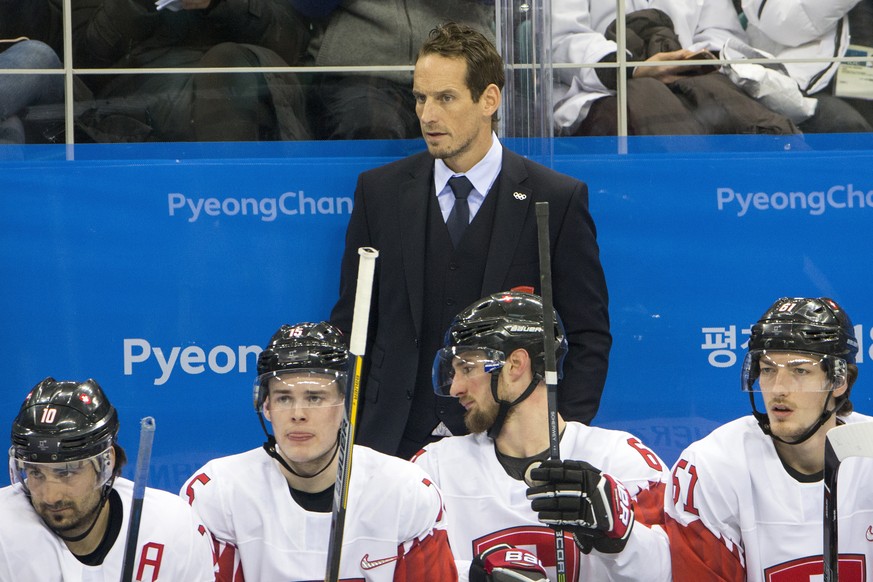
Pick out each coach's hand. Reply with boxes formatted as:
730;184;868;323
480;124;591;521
525;459;634;554
470;543;548;582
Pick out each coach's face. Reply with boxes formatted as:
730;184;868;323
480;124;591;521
413;53;500;173
264;372;345;473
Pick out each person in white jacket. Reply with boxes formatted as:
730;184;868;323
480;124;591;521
741;0;872;132
552;0;800;136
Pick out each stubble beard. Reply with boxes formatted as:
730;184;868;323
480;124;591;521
36;495;101;535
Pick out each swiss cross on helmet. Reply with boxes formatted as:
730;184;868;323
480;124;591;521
254;322;349;411
10;377;118;464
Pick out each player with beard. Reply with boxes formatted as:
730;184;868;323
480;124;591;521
0;377;215;582
412;291;671;582
180;321;457;581
666;297;873;581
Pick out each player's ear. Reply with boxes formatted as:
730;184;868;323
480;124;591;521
506;348;531;379
263;396;273;421
832;379;848;398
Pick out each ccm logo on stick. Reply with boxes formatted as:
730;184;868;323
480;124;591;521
123;339;261;386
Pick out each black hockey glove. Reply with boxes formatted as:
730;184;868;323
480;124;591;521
469;543;548;582
525;459;634;555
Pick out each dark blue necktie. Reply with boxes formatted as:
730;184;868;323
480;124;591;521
446;175;473;248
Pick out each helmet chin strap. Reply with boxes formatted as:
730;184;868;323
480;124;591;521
751;391;845;446
486;372;543;440
259;413;339;480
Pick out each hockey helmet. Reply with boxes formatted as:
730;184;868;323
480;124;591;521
254;322;349;411
434;291;567;396
743;297;858;393
10;377;118;464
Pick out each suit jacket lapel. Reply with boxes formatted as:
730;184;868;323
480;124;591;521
482;148;531;294
399;154;434;338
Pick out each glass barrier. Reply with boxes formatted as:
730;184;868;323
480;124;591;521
0;0;871;147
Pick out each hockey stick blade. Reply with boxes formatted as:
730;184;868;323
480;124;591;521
121;416;156;582
823;421;873;582
325;247;378;582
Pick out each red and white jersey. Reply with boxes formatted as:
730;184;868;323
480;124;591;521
411;421;671;582
0;478;215;582
666;413;873;581
181;445;457;582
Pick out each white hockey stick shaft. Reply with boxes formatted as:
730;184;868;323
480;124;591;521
536;201;567;582
823;421;873;582
120;416;156;582
325;246;379;582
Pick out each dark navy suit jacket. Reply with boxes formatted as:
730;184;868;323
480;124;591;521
331;146;611;456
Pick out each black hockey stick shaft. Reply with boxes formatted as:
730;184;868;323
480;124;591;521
822;421;873;582
325;246;379;582
823;438;839;582
536;201;567;582
121;416;156;582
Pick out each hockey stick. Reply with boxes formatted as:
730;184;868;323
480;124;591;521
325;246;379;582
535;201;567;582
120;416;156;582
823;421;873;582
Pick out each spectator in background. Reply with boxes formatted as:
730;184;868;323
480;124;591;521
552;0;801;136
17;0;319;142
739;0;873;133
305;0;495;140
0;2;65;144
0;40;64;144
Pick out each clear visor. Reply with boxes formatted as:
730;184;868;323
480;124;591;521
8;447;113;495
742;350;846;393
432;346;505;397
255;369;346;411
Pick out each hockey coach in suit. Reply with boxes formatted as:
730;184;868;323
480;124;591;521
331;22;611;460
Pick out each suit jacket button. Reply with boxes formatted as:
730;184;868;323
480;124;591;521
445;299;455;306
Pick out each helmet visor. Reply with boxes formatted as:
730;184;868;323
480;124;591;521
9;446;113;495
432;346;505;397
254;369;346;412
742;350;846;393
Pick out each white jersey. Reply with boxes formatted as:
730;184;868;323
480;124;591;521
666;413;873;581
0;478;215;582
181;445;456;582
412;421;672;582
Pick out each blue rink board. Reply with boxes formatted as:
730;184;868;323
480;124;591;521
1;134;872;490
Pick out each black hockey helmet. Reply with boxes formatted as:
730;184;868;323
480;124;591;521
442;290;567;379
747;297;858;363
10;377;119;464
254;322;348;411
744;297;859;445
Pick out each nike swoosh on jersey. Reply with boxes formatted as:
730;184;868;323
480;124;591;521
360;554;399;570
